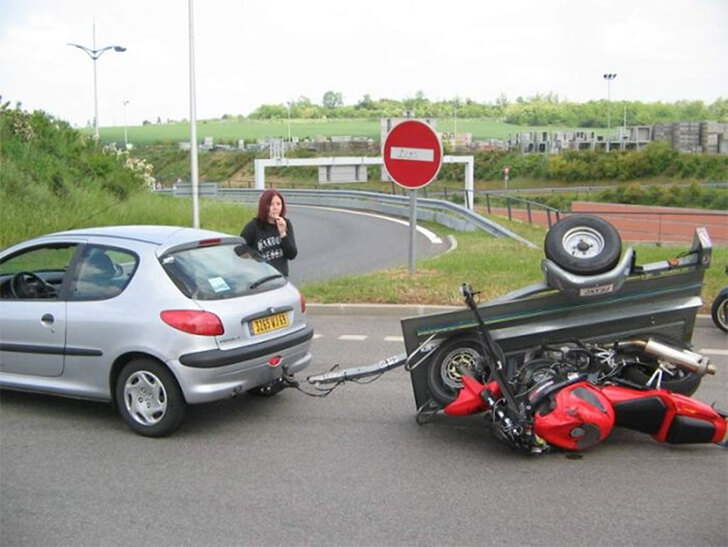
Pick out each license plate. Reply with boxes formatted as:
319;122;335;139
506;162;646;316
251;312;290;335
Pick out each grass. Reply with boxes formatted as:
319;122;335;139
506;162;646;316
91;117;605;146
2;186;724;315
299;215;728;314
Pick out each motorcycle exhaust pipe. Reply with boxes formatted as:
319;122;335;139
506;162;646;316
618;338;715;376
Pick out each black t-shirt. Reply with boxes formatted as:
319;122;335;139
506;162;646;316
240;218;297;276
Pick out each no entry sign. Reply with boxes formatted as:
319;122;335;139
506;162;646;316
383;120;443;189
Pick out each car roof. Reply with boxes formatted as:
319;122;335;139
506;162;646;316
35;225;243;251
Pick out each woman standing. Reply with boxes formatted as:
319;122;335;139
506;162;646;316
240;189;297;276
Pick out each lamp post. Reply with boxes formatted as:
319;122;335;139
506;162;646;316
122;99;130;148
68;22;126;140
603;73;617;151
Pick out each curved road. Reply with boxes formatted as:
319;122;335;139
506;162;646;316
286;205;450;286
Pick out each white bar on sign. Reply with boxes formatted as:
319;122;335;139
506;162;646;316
390;146;434;162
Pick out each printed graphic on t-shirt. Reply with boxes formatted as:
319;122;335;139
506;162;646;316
257;235;283;262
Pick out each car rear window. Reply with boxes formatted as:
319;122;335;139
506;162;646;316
160;242;286;300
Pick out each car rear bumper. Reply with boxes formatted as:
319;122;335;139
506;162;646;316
172;326;314;404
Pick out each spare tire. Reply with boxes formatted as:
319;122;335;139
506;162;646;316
544;215;622;275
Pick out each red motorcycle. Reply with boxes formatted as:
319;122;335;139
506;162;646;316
444;284;727;453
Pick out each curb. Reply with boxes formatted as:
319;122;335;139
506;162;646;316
307;303;715;327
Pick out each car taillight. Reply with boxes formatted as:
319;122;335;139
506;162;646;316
299;291;307;314
160;310;224;336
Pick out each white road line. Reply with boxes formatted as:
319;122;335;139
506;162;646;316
313;333;324;339
338;334;368;341
700;348;728;356
295;205;442;244
384;336;404;343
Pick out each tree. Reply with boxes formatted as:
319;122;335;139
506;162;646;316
322;91;343;109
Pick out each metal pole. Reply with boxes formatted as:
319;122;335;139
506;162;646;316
123;99;129;148
92;22;99;139
189;0;200;228
603;73;617;152
409;190;417;275
67;25;125;142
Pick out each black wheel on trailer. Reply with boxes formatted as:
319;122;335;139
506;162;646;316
426;335;491;405
544;215;622;275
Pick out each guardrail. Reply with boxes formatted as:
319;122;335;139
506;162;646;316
166;185;536;248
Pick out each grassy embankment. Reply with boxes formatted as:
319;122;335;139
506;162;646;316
4;108;725;312
91;117;598;145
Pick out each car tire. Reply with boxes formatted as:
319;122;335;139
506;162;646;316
116;358;187;437
426;335;490;405
544;215;622;275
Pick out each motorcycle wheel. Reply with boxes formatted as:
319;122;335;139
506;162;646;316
544;215;622;275
711;292;728;333
426;335;491;405
619;348;702;396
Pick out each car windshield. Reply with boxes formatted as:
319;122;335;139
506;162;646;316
160;242;285;300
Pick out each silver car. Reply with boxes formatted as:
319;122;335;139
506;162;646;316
0;225;313;436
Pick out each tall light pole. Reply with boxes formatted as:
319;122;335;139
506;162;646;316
68;22;126;140
287;101;292;143
603;73;617;151
188;0;200;229
122;99;130;148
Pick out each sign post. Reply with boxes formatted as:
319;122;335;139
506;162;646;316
382;120;443;274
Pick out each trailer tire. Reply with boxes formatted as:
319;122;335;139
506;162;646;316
427;336;491;405
544;215;622;275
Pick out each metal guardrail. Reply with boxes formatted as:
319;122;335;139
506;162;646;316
166;185;536;248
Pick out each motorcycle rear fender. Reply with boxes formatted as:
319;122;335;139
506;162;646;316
601;386;728;445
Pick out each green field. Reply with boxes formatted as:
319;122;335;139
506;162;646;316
91;118;605;146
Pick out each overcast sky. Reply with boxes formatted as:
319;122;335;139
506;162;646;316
1;0;726;128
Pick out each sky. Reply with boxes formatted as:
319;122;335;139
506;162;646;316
1;0;726;128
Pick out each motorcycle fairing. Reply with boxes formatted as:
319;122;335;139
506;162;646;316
601;386;728;444
532;382;615;450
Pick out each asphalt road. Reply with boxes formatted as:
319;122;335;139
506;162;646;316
1;316;726;547
284;205;450;286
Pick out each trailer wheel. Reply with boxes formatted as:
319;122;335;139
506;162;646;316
427;336;491;405
544;215;622;275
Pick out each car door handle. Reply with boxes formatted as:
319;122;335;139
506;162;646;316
41;313;55;325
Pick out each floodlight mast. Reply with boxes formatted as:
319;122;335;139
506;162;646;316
67;22;126;140
603;73;617;151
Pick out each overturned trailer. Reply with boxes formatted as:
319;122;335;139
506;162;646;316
308;216;715;429
401;225;713;413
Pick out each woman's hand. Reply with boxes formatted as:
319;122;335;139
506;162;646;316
274;216;287;238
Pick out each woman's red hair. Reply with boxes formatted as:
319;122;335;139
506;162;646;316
256;189;286;223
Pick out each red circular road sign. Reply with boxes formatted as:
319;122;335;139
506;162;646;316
383;120;443;189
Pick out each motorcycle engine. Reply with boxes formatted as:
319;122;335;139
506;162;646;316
529;380;615;451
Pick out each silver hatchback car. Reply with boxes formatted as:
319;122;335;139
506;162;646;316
0;226;313;436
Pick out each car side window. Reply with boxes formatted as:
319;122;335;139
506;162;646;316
0;244;77;300
69;246;137;301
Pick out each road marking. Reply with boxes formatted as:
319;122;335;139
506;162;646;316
384;336;404;343
700;348;728;356
339;334;368;341
313;333;324;339
295;205;442;244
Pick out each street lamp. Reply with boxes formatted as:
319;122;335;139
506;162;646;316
286;101;292;143
68;22;126;140
603;73;617;151
122;99;130;148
